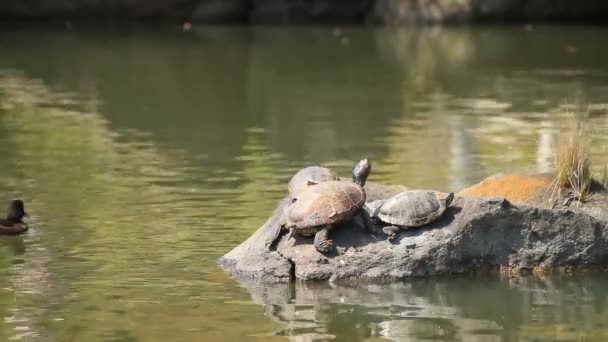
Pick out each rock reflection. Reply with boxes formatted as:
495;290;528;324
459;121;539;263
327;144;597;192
2;28;608;191
241;275;608;341
536;122;558;174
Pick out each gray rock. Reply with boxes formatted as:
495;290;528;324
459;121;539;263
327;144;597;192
0;0;607;24
372;0;471;24
373;0;608;24
192;0;249;23
249;0;374;24
219;185;608;283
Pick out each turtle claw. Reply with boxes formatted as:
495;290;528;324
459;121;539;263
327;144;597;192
314;227;334;253
286;227;295;242
383;226;400;241
315;239;335;253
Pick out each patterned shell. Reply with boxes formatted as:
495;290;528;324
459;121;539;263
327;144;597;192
288;166;338;198
287;181;366;230
377;190;447;227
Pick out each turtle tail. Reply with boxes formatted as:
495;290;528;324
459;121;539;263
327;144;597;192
445;192;455;206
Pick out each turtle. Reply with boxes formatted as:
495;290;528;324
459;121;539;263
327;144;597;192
288;166;338;201
366;190;454;241
283;158;374;253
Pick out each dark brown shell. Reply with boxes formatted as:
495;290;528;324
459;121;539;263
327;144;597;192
287;181;365;229
288;166;338;199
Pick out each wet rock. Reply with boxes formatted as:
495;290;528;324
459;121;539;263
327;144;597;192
1;0;607;24
372;0;471;24
192;0;249;23
373;0;608;24
249;0;374;24
219;183;608;283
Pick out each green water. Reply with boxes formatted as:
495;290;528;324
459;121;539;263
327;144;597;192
0;26;607;341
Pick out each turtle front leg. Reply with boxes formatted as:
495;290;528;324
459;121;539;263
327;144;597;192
382;225;401;241
313;226;334;253
357;208;380;240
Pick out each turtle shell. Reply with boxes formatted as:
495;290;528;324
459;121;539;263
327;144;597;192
288;166;338;199
287;181;366;231
377;190;449;227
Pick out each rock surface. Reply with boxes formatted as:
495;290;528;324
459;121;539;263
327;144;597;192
218;182;408;283
460;173;608;221
219;181;608;283
458;173;554;206
0;0;607;24
374;0;608;24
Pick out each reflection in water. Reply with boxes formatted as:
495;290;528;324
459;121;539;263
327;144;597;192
0;26;606;341
249;275;608;341
6;243;51;341
536;122;558;174
449;114;480;191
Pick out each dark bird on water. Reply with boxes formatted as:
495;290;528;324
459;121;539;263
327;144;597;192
0;200;29;235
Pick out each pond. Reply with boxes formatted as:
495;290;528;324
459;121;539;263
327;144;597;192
0;25;607;341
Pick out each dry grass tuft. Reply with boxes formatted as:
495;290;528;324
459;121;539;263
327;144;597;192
553;126;592;202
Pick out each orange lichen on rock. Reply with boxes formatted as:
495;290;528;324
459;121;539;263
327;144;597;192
458;174;553;205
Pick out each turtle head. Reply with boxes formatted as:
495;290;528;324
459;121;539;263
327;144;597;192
7;199;27;222
283;219;297;229
444;192;455;206
364;200;385;224
352;158;372;187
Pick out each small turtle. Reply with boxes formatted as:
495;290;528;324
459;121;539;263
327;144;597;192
284;159;374;253
367;190;454;241
288;166;338;201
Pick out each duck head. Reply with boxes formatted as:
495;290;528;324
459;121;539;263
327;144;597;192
7;200;27;222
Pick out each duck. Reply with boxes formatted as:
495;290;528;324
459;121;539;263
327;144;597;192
0;200;29;235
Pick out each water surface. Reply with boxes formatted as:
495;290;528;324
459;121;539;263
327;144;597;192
0;26;607;341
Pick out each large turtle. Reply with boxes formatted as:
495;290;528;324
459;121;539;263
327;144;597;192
284;159;374;253
288;166;338;201
367;190;454;241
